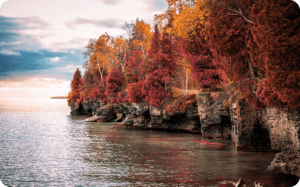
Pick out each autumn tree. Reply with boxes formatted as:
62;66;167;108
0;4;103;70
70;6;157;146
250;0;300;110
80;69;95;101
186;24;221;89
68;68;82;106
207;0;258;107
131;19;153;60
105;67;125;103
166;0;209;39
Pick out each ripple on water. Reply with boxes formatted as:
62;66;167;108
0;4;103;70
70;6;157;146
0;98;299;186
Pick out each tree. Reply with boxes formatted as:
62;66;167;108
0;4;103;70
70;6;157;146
143;69;167;107
68;68;82;106
250;0;300;110
126;49;144;83
186;23;221;89
131;19;153;60
126;81;145;103
166;0;209;39
80;69;95;101
207;0;258;107
105;67;125;103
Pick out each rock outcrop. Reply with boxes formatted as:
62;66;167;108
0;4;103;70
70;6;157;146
70;100;105;116
95;104;117;122
198;92;231;139
268;144;300;177
121;103;201;133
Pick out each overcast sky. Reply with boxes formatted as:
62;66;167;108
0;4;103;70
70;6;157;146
0;0;168;98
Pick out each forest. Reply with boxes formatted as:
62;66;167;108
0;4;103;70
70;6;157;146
68;0;300;111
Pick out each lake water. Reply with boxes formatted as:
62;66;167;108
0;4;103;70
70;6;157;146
0;98;298;186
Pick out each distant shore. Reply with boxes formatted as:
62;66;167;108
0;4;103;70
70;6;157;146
50;96;67;99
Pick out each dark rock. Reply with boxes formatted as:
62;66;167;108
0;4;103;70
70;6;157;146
115;113;123;122
95;104;117;122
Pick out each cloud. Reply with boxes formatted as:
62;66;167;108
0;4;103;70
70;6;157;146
16;16;50;29
65;18;122;29
142;0;168;12
49;57;61;62
0;49;20;55
99;0;121;5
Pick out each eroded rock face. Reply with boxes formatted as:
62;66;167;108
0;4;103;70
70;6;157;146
198;92;231;139
121;103;150;128
268;145;300;177
121;103;201;133
96;104;117;122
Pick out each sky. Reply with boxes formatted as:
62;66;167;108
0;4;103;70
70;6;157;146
0;0;168;98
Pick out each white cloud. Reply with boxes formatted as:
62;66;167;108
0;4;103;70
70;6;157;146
0;49;21;56
49;57;61;62
0;0;168;50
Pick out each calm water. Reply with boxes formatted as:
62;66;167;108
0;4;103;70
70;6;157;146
0;98;298;187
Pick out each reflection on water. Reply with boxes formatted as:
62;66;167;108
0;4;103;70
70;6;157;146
0;98;298;186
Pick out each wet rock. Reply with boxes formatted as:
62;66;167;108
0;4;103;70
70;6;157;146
95;104;117;122
83;116;102;122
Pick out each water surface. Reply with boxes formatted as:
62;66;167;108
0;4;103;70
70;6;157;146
0;98;298;186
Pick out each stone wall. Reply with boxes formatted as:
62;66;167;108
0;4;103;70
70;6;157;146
198;92;231;139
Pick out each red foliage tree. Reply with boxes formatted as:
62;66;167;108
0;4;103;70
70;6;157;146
126;81;145;103
142;69;167;107
186;24;221;88
105;67;125;103
160;25;177;84
207;0;258;106
80;69;95;101
142;23;177;107
68;68;82;106
250;0;300;110
126;49;144;83
89;82;106;102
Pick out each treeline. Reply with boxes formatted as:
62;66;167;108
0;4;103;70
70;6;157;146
68;0;300;111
